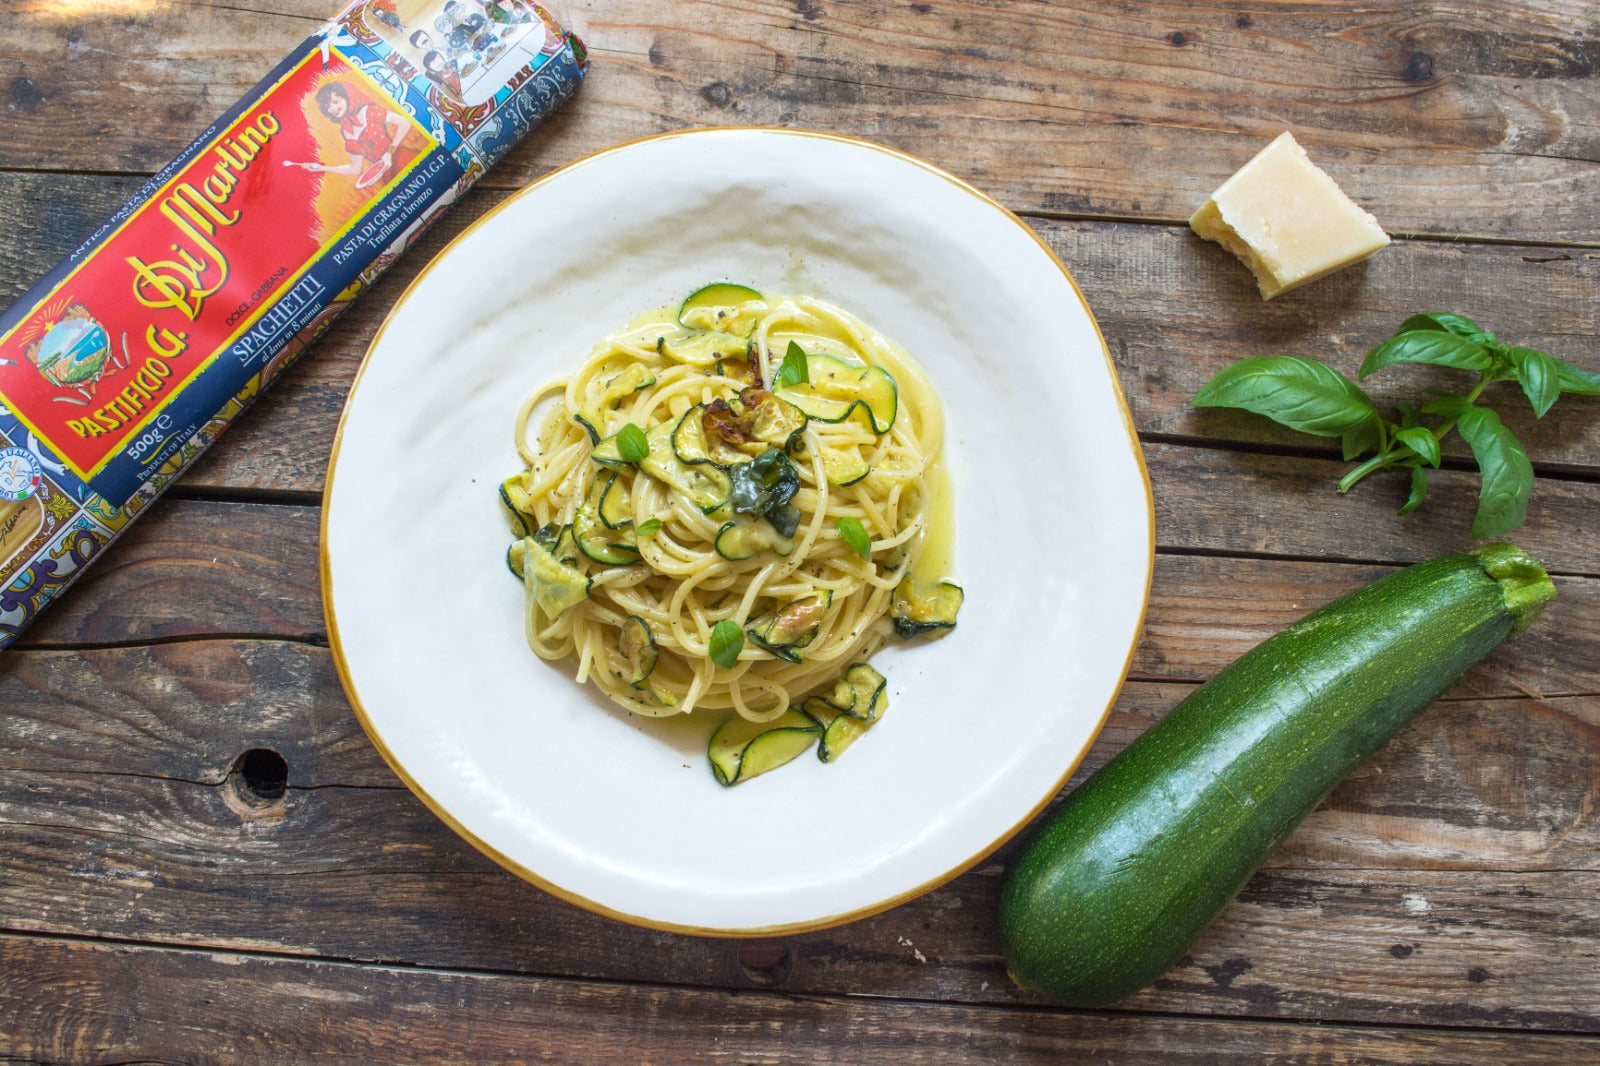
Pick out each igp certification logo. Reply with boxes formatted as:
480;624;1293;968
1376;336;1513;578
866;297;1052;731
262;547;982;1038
0;446;43;502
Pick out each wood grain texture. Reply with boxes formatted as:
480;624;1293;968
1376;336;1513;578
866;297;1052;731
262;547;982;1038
1146;442;1600;576
0;639;1594;1027
2;1;1598;241
2;0;1598;1054
4;935;1596;1066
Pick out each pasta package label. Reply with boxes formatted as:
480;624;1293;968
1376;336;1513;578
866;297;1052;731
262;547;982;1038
0;0;585;646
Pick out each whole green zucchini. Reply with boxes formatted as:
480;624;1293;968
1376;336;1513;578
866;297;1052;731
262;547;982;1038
997;543;1555;1006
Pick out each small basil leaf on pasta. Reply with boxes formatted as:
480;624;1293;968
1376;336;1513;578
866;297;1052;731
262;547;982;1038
776;341;810;388
837;516;871;558
710;619;744;669
616;423;649;463
635;518;663;537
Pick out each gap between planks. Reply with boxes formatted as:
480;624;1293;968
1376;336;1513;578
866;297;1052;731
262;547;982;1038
2;925;1598;1048
3;159;1598;252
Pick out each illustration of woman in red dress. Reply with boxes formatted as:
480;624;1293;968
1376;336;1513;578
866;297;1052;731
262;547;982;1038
284;82;423;191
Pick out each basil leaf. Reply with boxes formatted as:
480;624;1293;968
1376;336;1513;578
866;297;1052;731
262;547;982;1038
709;619;744;669
1359;330;1493;379
635;517;663;537
1503;346;1560;417
1395;313;1489;342
836;516;871;558
1394;425;1442;467
1194;356;1378;437
767;505;801;538
1553;356;1600;396
1341;418;1381;461
728;448;799;517
1396;401;1422;430
1397;464;1429;516
1454;406;1534;537
1421;392;1471;420
775;341;810;388
616;422;649;463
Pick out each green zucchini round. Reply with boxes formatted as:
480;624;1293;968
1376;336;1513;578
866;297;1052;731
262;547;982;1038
997;543;1556;1006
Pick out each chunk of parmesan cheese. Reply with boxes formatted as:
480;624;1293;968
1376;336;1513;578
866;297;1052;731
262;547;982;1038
1190;132;1390;300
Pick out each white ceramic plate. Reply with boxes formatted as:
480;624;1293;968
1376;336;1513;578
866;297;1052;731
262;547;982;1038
323;128;1153;935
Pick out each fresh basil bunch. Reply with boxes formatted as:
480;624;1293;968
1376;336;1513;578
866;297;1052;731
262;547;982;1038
1194;314;1600;537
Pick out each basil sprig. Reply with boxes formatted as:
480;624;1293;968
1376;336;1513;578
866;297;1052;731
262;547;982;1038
1195;314;1598;538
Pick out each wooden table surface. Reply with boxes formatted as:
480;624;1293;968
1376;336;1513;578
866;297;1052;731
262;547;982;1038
3;1;1598;1061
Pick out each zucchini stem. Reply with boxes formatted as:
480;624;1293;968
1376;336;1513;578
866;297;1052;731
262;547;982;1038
1472;542;1557;634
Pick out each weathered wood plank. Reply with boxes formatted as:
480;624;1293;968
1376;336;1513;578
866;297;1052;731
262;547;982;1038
3;172;1597;497
3;1;1598;242
1;0;1592;1053
32;501;323;644
1;640;1595;1027
2;0;317;176
1145;441;1600;576
1133;554;1600;699
4;643;1594;872
11;499;329;645
17;498;1598;697
0;640;391;786
4;935;1596;1066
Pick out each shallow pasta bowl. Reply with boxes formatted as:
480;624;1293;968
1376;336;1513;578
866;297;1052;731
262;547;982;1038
322;127;1154;935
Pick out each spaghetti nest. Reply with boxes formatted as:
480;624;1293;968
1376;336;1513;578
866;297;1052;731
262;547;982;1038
502;288;950;723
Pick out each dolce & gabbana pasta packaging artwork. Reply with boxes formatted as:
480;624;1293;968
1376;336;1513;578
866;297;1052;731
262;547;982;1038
0;0;586;648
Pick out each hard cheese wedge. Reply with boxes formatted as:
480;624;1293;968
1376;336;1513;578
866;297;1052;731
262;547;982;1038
1189;131;1389;300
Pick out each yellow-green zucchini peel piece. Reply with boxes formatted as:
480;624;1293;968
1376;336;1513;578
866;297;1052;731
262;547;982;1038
746;591;832;662
619;616;678;706
512;535;590;618
802;662;889;762
891;577;963;638
573;363;656;443
678;282;764;332
658;330;751;368
708;708;820;785
775;353;898;434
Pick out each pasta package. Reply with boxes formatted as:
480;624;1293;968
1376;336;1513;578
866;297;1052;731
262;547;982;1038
0;0;586;647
